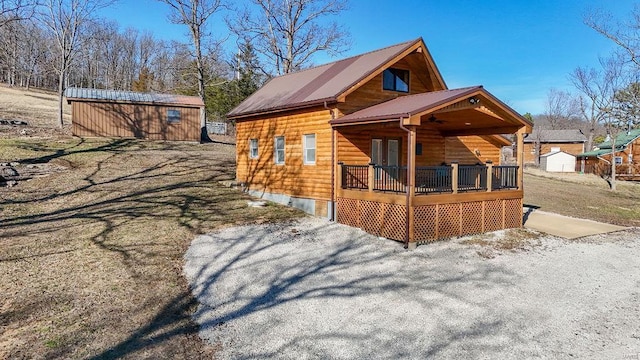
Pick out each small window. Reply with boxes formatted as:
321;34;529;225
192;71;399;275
615;156;623;165
274;136;285;164
249;139;258;159
303;134;316;165
167;109;181;123
383;68;409;92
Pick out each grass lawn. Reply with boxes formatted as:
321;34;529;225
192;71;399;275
524;169;640;227
0;137;302;359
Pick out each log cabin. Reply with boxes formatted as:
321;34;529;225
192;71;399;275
523;129;586;165
577;128;640;180
228;38;533;248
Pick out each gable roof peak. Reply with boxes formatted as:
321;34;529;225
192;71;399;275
228;37;444;119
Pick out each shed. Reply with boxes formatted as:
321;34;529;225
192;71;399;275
539;150;576;172
64;88;204;142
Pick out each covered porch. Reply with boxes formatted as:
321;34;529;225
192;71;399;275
330;86;532;247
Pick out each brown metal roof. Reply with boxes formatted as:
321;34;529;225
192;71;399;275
64;88;204;107
227;38;444;119
330;86;482;124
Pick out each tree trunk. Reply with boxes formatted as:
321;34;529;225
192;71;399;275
610;140;617;191
57;71;64;128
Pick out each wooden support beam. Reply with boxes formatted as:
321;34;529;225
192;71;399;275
516;128;525;190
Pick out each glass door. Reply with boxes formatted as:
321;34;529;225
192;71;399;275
371;139;382;180
387;139;399;179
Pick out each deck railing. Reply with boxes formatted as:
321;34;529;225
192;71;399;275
415;166;453;194
492;166;519;190
340;162;520;195
458;165;487;192
341;164;369;190
372;165;407;192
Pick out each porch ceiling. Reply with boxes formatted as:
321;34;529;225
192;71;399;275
330;86;533;135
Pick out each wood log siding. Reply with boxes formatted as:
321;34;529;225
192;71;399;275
235;107;334;201
337;58;431;116
445;136;503;165
71;101;201;141
523;142;585;163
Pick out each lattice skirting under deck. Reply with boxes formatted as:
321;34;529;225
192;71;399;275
336;197;523;244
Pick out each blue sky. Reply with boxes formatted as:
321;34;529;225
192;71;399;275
100;0;637;115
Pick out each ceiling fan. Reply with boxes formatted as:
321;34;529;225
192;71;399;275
428;115;445;124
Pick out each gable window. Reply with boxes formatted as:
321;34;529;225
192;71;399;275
383;68;409;92
249;139;258;159
274;136;285;164
303;134;316;165
167;109;181;123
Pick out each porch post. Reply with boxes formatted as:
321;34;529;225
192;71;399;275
486;160;493;192
368;163;375;192
451;162;459;194
516;128;525;190
407;125;417;248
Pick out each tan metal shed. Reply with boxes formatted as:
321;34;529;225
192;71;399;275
64;88;204;142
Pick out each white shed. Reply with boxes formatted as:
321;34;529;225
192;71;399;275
539;150;576;172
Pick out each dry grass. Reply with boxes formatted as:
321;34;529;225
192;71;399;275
461;228;543;258
524;170;640;227
0;85;72;138
0;137;303;359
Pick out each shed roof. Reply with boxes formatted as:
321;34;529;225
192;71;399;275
227;38;446;119
523;129;586;143
540;150;575;158
64;88;204;107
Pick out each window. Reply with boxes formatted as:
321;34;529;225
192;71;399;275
383;68;409;92
615;156;623;165
303;134;316;165
249;139;258;159
274;136;285;164
167;109;181;123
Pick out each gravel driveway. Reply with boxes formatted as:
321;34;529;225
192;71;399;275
184;217;640;359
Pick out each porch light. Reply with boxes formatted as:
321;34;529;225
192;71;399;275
465;122;471;126
468;97;480;105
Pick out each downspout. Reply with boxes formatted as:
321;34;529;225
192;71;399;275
398;117;411;249
325;101;336;221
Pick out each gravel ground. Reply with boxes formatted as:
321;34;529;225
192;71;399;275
184;217;640;359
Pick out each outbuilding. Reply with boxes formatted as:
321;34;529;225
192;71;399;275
539;150;576;172
64;88;204;142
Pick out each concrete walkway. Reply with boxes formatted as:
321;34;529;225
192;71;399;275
523;208;628;239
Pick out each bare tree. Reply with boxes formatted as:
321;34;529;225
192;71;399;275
231;0;350;75
584;5;640;68
0;0;39;28
157;0;225;142
38;0;115;128
571;55;626;190
542;88;579;130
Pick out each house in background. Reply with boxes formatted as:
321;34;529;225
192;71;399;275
523;129;586;165
65;88;203;142
577;128;640;180
228;38;532;248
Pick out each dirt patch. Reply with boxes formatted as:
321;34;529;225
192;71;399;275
461;228;544;258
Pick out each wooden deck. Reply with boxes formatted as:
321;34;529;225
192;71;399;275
336;163;523;243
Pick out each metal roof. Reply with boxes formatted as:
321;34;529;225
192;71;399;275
330;86;481;124
227;38;445;119
64;87;204;107
595;128;640;149
577;128;640;157
523;129;586;143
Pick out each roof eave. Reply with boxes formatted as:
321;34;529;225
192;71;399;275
228;98;338;120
